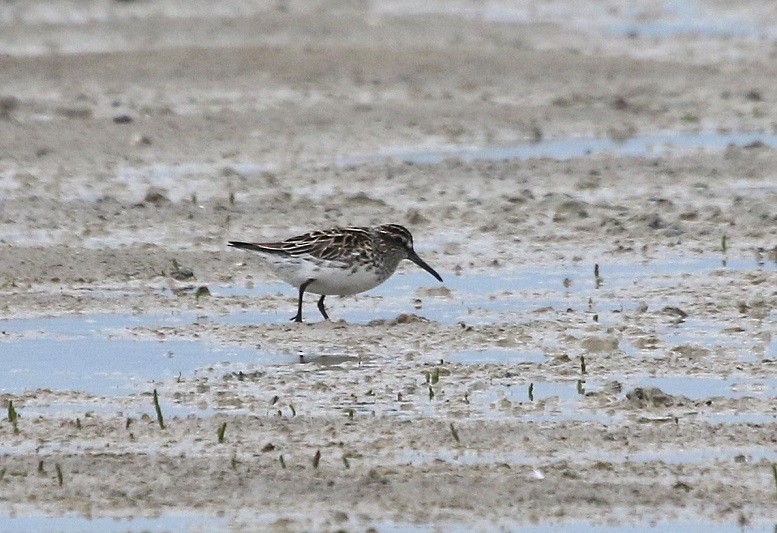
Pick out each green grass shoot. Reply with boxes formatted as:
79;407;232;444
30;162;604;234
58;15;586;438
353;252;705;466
279;455;286;469
8;400;19;433
289;403;296;417
428;386;435;400
528;383;534;402
431;368;440;385
38;460;44;474
75;418;81;430
153;389;165;429
449;423;460;443
217;422;227;443
313;450;321;468
55;464;63;487
580;355;587;374
342;456;350;469
772;464;777;498
721;233;728;253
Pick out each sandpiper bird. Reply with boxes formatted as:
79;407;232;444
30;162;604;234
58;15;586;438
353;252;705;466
228;224;443;322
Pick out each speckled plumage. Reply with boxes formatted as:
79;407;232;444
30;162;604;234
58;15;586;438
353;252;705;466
229;224;442;322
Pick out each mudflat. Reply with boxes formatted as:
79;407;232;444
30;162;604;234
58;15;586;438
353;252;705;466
1;1;776;531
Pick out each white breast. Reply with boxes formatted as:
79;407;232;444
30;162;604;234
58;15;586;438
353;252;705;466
259;255;393;295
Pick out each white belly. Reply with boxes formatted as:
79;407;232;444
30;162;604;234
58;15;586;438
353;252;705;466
260;255;392;295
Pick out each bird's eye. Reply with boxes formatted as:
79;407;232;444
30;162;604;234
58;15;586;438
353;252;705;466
393;236;405;245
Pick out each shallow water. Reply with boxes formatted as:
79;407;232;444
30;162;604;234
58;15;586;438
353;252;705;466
608;0;760;38
1;511;773;533
468;374;777;423
336;131;777;166
397;446;777;467
510;374;777;401
0;337;275;396
1;254;773;398
382;0;766;40
219;254;775;325
10;399;232;421
93;131;777;205
0;512;226;533
635;375;777;399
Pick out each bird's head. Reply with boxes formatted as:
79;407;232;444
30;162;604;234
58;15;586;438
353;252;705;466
376;224;443;282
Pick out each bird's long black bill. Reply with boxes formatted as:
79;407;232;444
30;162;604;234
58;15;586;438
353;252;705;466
408;251;443;282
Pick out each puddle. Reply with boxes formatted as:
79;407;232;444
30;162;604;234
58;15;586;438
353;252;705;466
657;318;772;360
345;520;774;533
0;311;207;336
379;0;767;40
1;254;774;400
0;337;289;396
218;254;774;326
449;379;616;423
0;309;366;398
98;132;777;198
5;512;771;533
469;375;777;422
336;131;777;166
609;0;759;38
9;399;232;420
0;310;296;397
475;379;595;406
614;447;777;465
635;375;777;400
0;512;226;533
515;524;777;533
397;446;777;467
622;317;774;363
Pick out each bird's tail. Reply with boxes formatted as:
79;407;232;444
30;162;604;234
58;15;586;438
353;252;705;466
228;241;287;255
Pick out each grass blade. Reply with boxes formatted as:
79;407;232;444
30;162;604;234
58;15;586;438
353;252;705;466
153;389;165;429
449;423;460;443
772;464;777;498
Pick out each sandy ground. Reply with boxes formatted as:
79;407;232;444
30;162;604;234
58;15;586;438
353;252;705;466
1;0;777;531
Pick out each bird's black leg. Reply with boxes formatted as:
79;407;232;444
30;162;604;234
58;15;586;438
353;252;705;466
317;294;330;321
291;279;315;323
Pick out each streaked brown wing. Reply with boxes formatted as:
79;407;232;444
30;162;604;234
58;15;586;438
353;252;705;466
278;227;371;261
